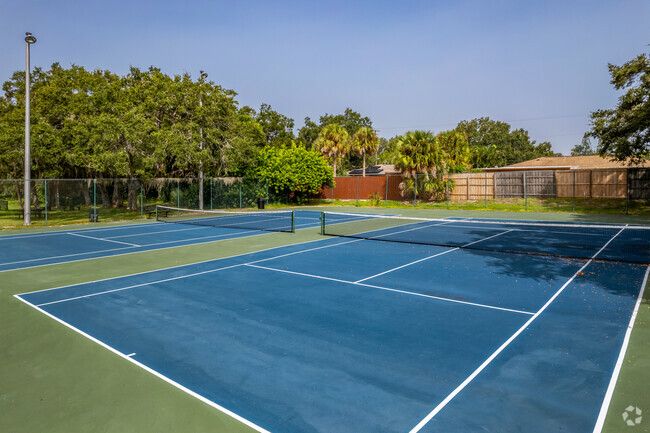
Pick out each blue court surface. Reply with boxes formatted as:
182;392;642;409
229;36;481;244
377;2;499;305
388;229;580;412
14;211;649;433
0;210;322;272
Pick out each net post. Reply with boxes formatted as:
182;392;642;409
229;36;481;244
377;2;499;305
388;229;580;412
320;211;325;235
44;179;48;226
155;205;159;221
572;171;576;212
291;211;295;233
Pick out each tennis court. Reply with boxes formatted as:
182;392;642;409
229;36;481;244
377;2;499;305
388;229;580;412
8;209;648;432
0;209;321;272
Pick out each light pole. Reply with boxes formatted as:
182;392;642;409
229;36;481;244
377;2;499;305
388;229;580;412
198;70;208;210
24;32;37;226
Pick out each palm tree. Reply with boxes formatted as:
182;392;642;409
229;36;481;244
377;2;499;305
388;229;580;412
316;123;350;177
395;130;448;200
352;126;379;177
395;130;446;179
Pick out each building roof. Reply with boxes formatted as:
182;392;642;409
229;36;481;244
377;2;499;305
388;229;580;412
504;155;650;170
348;164;401;176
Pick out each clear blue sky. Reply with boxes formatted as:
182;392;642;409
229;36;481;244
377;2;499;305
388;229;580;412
1;0;648;155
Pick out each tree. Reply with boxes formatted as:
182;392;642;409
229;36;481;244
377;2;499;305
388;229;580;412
296;108;373;169
436;130;471;172
395;131;445;177
320;108;372;137
255;145;333;203
351;126;379;176
395;130;447;199
375;135;401;165
589;52;650;163
571;135;597;156
455;117;555;166
248;103;295;147
315;123;350;177
296;117;320;150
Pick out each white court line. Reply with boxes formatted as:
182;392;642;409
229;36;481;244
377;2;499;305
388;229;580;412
0;228;268;271
408;227;626;433
104;225;212;239
127;353;136;357
355;229;514;283
67;232;142;247
23;237;362;303
592;265;649;433
34;262;247;307
246;263;533;316
0;220;161;240
13;295;271;433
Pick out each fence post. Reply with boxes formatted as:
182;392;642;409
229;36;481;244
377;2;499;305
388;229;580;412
446;175;450;209
626;168;629;215
356;176;359;205
140;185;143;219
93;179;97;218
210;178;213;210
385;175;388;206
572;171;576;213
414;174;417;207
484;172;487;209
466;175;470;201
239;181;242;209
177;179;180;214
44;179;48;227
524;172;528;211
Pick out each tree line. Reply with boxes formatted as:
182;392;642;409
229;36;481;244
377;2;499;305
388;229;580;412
0;63;557;180
3;51;645;204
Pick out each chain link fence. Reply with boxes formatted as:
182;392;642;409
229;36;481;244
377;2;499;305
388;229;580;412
0;177;274;228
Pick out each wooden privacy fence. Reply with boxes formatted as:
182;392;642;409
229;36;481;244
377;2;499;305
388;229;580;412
556;169;626;198
314;168;650;202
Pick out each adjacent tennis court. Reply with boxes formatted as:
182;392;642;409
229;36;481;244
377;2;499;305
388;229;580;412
0;209;321;272
8;209;649;433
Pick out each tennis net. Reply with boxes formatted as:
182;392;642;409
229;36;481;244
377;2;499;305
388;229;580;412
320;211;650;264
157;206;295;233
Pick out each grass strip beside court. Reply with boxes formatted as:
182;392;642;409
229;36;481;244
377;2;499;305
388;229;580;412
601;286;650;433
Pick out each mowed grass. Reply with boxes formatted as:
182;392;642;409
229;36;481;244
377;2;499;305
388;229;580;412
306;197;650;216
